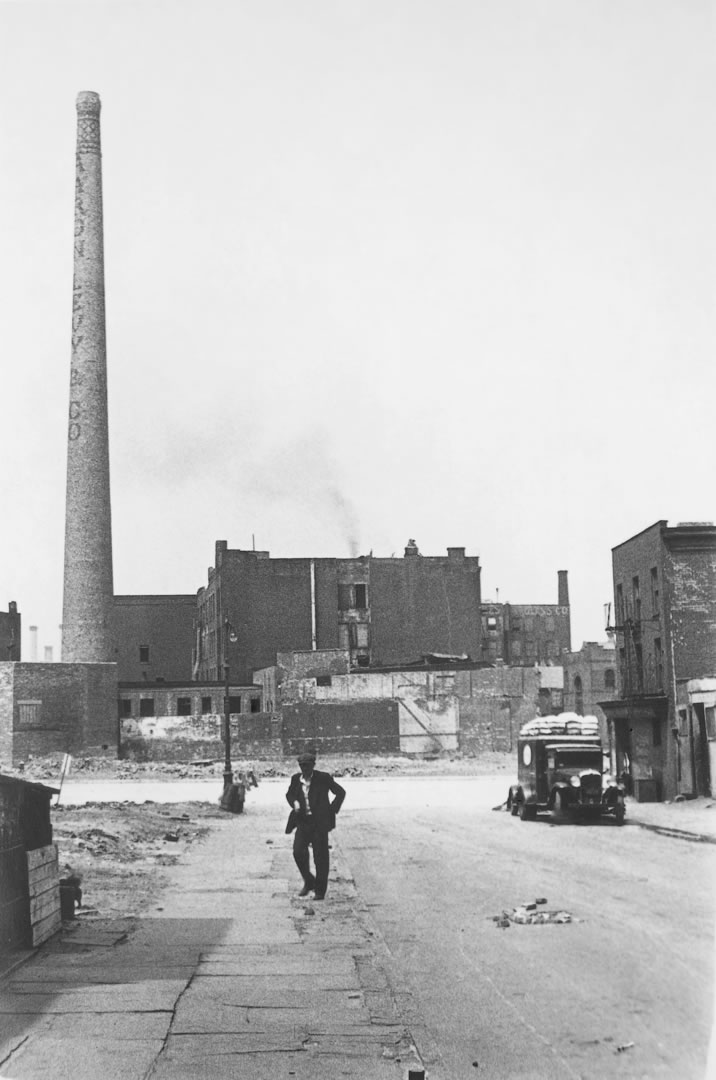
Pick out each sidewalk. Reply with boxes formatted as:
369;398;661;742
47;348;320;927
0;802;429;1080
626;794;716;843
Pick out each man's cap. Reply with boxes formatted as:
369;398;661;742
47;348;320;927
297;751;316;764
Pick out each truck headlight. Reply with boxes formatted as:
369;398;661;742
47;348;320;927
569;775;581;788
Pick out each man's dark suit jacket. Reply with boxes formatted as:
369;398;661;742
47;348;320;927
285;769;346;832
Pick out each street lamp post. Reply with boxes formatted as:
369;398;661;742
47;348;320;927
223;617;237;789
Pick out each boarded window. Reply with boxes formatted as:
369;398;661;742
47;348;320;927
355;623;369;648
604;669;616;690
316;675;332;687
139;698;155;717
120;699;132;718
338;584;353;610
139;645;150;664
18;701;41;727
177;697;192;716
354;584;367;609
201;696;212;714
227;696;242;713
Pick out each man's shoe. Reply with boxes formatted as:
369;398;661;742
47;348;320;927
298;882;315;897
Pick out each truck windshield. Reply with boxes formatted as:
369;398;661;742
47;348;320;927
552;750;601;770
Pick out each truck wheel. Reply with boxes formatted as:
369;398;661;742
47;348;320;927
551;790;567;822
519;802;534;821
510;798;519;816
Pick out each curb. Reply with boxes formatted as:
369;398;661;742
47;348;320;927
630;820;716;845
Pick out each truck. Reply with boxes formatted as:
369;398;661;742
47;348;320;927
506;714;625;825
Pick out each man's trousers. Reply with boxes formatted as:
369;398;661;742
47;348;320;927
293;820;330;896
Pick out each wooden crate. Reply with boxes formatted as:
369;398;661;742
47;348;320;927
27;844;61;946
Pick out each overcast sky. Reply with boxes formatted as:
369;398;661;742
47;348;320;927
1;1;713;660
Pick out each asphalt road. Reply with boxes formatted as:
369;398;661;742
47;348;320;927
56;774;715;1078
338;778;716;1080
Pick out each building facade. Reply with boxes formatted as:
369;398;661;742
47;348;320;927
194;540;484;684
112;595;196;682
602;520;716;801
479;571;571;666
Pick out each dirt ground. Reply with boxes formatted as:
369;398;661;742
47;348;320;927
9;751;513;919
6;750;514;785
51;800;226;918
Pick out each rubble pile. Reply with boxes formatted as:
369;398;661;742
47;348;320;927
52;801;222;917
493;898;574;928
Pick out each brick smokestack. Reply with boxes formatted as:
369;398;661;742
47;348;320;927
61;91;114;662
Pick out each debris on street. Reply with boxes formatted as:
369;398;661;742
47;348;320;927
492;897;574;926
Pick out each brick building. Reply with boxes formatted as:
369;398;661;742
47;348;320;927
0;661;117;765
111;595;196;682
0;603;21;662
562;640;618;746
602;520;716;801
194;540;484;685
479;571;571;665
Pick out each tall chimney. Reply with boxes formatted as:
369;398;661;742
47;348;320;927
61;91;114;662
557;570;569;607
30;626;38;661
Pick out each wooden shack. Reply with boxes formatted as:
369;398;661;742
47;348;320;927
0;774;60;955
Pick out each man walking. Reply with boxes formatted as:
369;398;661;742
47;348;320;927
286;751;346;899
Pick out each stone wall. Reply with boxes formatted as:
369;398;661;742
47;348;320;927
120;712;280;762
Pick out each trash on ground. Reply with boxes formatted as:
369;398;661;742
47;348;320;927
616;1042;635;1053
493;898;572;926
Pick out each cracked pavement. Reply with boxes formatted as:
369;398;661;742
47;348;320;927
0;802;423;1079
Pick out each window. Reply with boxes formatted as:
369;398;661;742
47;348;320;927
355;655;369;667
120;699;132;718
316;675;332;687
574;675;584;716
486;616;497;631
650;567;659;614
355;623;369;648
652;719;662;747
632;576;641;624
177;697;192;716
139;645;150;664
250;697;261;713
634;642;644;689
604;669;616;690
201;696;212;714
654;638;663;689
706;707;716;740
338;583;368;610
616;584;624;626
228;696;242;713
139;698;155;717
